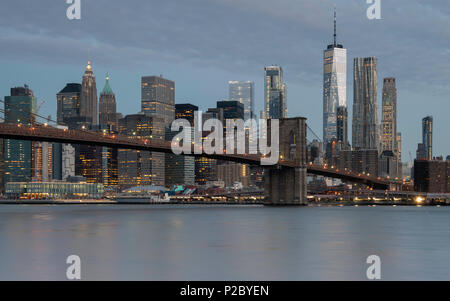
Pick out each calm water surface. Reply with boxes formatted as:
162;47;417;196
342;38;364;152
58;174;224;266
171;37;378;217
0;204;449;280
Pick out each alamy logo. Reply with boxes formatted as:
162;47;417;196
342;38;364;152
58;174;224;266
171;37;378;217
66;0;81;20
170;112;280;165
66;255;81;280
366;255;381;280
366;0;381;20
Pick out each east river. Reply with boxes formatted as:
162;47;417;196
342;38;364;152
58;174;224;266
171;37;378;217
0;204;449;280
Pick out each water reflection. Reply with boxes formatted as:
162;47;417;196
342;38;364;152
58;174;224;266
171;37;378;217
0;205;449;280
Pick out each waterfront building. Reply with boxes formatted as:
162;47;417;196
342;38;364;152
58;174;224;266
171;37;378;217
414;159;449;193
165;104;197;187
3;85;36;183
52;130;75;181
194;108;223;185
118;114;165;189
33;142;53;182
352;57;379;150
217;163;249;188
229;81;254;120
338;149;379;177
141;75;175;186
379;150;400;179
76;138;103;184
263;66;287;119
422;116;433;160
323;6;347;147
5;180;104;200
215;101;249;187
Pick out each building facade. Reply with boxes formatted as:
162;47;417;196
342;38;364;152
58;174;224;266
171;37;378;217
34;142;53;182
56;83;82;126
336;106;348;149
263;66;287;119
229;81;254;120
323;7;347;147
381;78;397;152
99;75;118;131
4;85;37;183
80;61;98;125
352;57;379;150
165;103;197;187
118;114;165;189
414;159;449;193
422;116;433;160
141;75;175;126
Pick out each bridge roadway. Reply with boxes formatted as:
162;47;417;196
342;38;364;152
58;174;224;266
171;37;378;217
0;123;394;189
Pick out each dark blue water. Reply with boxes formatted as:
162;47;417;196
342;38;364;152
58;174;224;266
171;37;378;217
0;204;449;280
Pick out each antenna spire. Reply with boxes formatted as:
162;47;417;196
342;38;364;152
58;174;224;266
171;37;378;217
333;4;337;47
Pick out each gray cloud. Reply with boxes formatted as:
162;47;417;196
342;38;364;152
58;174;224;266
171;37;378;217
0;0;449;155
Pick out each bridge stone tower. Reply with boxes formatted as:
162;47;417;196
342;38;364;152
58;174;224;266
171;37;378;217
264;117;307;206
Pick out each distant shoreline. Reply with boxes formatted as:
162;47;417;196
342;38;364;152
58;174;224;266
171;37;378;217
0;199;448;206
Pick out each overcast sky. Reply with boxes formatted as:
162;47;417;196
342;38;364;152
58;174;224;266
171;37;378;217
0;0;449;160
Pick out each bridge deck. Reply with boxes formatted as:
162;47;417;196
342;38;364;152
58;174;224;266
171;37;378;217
0;123;396;189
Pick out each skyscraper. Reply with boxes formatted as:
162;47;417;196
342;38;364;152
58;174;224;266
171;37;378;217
336;106;348;148
56;83;82;126
379;77;401;178
352;57;379;150
263;66;287;119
141;75;175;126
229;81;254;120
80;61;98;125
118;114;165;189
99;74;118;130
99;75;119;189
165;104;197;187
4;85;36;183
141;75;175;187
323;6;347;147
422;116;433;160
381;78;397;153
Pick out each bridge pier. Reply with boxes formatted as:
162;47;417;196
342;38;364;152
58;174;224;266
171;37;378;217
264;167;307;205
264;117;308;206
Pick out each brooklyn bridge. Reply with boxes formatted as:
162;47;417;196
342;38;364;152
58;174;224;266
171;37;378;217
0;117;401;205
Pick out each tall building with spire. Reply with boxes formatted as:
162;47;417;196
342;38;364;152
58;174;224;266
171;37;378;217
323;5;347;148
99;74;117;130
80;61;98;125
99;75;119;189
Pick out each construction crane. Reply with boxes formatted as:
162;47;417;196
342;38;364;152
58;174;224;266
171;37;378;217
36;100;45;115
29;100;45;125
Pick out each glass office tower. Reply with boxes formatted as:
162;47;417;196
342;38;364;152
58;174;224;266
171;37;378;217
323;6;347;147
4;85;37;183
229;81;254;120
263;66;287;119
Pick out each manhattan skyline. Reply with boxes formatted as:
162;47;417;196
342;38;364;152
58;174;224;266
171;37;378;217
0;0;449;159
